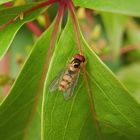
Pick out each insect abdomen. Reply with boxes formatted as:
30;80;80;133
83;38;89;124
59;73;73;92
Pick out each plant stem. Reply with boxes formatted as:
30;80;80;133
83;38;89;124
66;1;103;138
0;0;58;30
24;2;65;139
67;0;83;54
3;2;13;7
100;44;140;61
24;0;58;16
0;53;10;95
26;21;42;37
41;2;65;140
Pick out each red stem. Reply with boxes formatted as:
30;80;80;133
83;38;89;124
0;16;19;30
3;2;13;7
24;0;58;15
100;44;140;61
49;3;64;50
42;1;65;74
24;1;65;138
0;2;13;95
0;0;58;30
23;3;65;139
26;22;42;37
67;0;83;54
0;53;10;95
67;1;102;138
44;10;51;28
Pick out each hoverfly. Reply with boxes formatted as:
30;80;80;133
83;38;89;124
49;54;85;100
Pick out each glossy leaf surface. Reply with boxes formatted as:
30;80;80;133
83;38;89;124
0;20;54;140
0;4;43;59
42;17;140;140
74;0;140;17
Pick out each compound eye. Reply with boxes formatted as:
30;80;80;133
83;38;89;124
74;54;85;62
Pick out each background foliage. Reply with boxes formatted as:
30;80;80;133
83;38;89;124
0;0;140;140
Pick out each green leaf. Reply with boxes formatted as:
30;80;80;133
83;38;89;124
25;99;42;140
0;4;44;60
101;12;127;59
73;0;140;17
0;0;13;5
42;17;140;140
0;20;54;140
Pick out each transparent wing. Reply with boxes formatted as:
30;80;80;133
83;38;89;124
49;72;63;92
63;73;80;100
49;64;69;93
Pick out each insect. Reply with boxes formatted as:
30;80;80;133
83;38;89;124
49;53;85;100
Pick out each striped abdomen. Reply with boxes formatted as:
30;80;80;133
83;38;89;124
59;68;78;92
